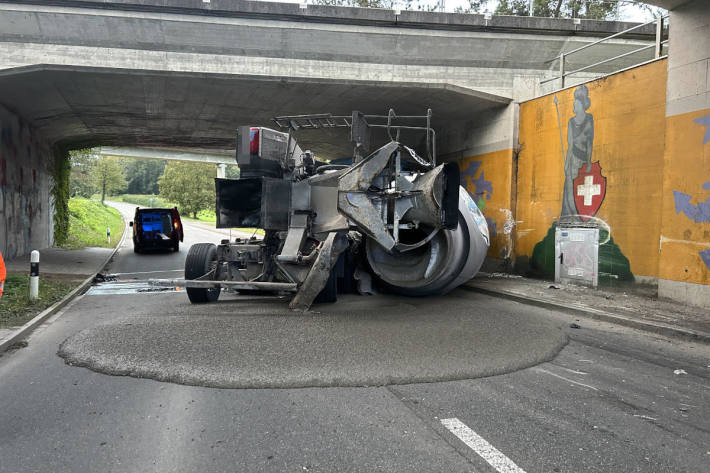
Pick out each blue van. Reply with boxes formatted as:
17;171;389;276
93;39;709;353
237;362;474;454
130;207;184;253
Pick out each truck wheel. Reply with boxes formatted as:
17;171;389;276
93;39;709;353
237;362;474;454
173;240;179;252
185;243;220;303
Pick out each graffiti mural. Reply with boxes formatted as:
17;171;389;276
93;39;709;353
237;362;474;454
529;84;633;283
461;159;497;238
693;114;710;144
670;112;710;272
672;174;710;271
701;249;710;270
458;149;514;259
460;160;493;209
558;85;607;222
673;183;710;223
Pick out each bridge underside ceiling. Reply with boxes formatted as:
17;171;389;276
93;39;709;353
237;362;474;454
0;67;509;159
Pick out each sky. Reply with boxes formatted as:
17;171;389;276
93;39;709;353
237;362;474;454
255;0;664;22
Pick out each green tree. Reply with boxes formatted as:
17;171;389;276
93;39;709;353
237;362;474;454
158;162;215;218
312;0;437;11
69;148;98;198
92;157;127;204
225;164;240;179
495;0;529;15
455;0;488;13
122;158;167;195
456;0;621;20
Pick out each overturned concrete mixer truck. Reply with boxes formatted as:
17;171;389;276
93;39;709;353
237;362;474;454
154;109;489;310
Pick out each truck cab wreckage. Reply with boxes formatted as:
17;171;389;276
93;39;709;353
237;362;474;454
154;109;490;310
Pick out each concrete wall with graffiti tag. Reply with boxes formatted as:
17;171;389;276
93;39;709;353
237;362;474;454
657;0;710;308
0;104;55;260
510;0;710;310
515;59;668;285
458;149;514;263
444;102;518;267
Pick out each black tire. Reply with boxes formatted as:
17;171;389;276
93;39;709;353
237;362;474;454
134;245;141;254
185;243;220;303
173;240;180;252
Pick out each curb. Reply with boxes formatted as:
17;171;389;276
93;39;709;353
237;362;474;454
462;283;710;345
0;209;129;353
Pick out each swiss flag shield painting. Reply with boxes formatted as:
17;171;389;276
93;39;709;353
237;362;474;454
573;161;606;221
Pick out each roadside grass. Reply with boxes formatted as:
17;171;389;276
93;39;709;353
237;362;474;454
108;194;265;236
62;197;125;249
181;210;266;236
0;273;80;328
190;209;218;223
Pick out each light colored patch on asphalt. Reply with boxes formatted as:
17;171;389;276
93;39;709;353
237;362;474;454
441;417;527;473
86;281;181;295
57;291;568;388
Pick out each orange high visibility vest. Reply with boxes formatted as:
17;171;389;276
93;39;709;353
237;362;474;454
0;251;5;298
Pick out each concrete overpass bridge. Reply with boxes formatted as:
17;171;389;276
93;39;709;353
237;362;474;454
98;146;236;178
0;0;660;258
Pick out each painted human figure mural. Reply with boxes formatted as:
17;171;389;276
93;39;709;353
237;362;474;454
531;83;632;283
561;85;594;221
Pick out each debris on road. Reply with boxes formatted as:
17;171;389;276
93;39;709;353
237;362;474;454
93;273;118;283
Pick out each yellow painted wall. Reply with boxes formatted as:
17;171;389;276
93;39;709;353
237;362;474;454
516;59;668;278
459;149;513;260
658;108;710;285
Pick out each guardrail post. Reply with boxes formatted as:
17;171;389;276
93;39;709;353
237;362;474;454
559;53;565;88
654;17;664;58
29;250;39;301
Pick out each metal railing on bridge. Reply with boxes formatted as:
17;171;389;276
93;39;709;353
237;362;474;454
541;15;669;89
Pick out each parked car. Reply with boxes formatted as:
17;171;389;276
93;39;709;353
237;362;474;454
130;207;183;253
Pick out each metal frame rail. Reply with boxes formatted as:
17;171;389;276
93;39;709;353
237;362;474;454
273;109;437;166
541;15;669;89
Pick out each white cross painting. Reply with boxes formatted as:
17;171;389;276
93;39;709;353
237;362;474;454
577;175;601;206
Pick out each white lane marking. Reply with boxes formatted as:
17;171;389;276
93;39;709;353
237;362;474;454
556;366;589;375
534;368;599;391
633;415;658;421
441;418;527;473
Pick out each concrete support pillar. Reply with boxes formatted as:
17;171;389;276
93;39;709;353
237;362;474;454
217;163;226;178
657;0;710;309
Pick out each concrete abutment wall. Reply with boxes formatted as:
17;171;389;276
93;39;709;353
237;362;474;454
458;0;710;309
0;105;55;260
657;0;710;308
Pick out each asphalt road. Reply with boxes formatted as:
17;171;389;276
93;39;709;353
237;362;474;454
0;204;708;473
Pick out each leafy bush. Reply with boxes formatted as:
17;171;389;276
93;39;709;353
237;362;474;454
52;149;71;246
